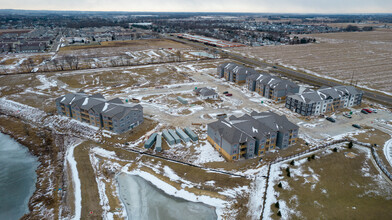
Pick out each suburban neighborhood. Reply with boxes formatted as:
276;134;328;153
0;9;392;220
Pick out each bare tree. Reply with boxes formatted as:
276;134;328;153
175;50;182;62
110;59;117;67
74;56;80;70
64;55;74;70
52;59;60;71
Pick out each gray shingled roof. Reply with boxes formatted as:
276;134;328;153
58;93;143;120
250;111;299;132
208;119;253;144
288;85;363;104
194;87;217;97
209;112;298;145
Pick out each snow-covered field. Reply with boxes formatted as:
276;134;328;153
230;30;392;95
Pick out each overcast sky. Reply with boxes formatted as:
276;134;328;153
1;0;391;13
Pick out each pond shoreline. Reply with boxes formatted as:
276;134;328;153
116;171;218;220
0;133;39;219
0;113;68;219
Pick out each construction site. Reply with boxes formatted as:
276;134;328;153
1;36;392;220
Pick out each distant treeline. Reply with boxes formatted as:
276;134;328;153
345;25;374;32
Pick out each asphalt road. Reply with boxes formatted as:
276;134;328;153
166;35;392;108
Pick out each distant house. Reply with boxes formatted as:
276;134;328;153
15;42;46;53
194;87;218;100
56;92;143;133
0;43;11;53
285;86;363;116
207;111;299;161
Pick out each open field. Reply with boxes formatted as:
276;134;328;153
0;39;213;74
267;144;392;219
231;30;392;95
60;39;190;51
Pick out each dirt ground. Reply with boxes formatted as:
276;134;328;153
230;30;392;94
73;141;103;219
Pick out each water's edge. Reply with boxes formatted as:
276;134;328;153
0;132;40;219
116;172;217;220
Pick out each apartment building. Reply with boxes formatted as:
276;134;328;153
285;86;363;116
207;111;299;161
217;62;258;84
56;92;143;133
247;73;300;102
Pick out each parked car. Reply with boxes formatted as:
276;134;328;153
352;124;361;129
343;113;352;118
362;108;372;113
371;109;378;113
223;91;229;94
326;117;336;123
225;93;233;97
361;109;369;114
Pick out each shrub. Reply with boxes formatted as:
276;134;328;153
307;156;311;161
348;141;353;149
286;167;290;173
290;160;295;166
275;201;280;208
311;154;316;160
333;147;338;152
278;182;283;188
287;172;291;177
277;211;282;217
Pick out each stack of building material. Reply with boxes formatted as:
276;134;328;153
177;96;188;104
155;134;162;152
144;133;157;149
176;128;190;142
162;130;175;145
168;129;181;144
184;127;198;142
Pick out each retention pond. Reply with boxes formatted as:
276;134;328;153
117;172;217;220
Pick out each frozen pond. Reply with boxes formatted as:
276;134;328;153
0;133;39;219
117;173;217;220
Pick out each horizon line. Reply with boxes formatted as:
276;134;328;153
1;8;392;15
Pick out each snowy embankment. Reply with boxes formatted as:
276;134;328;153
89;147;126;220
384;138;392;167
88;146;235;219
192;139;225;164
0;98;47;123
66;141;82;220
0;98;101;141
247;165;268;220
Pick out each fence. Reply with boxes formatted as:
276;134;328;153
270;138;392;183
371;147;392;180
271;139;348;164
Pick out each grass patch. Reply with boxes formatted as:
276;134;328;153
272;146;392;219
